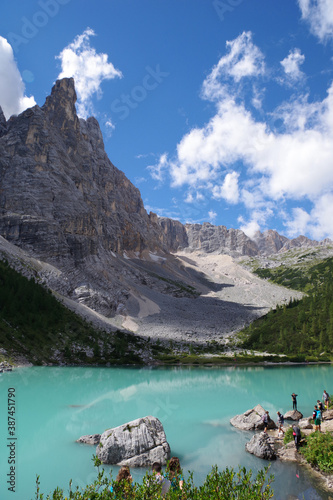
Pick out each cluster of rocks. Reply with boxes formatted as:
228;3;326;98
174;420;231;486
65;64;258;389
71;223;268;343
231;404;333;491
77;416;170;467
0;360;13;373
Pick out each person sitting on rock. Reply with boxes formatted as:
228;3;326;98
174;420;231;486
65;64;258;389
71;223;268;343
292;425;301;451
152;462;171;497
276;411;285;436
166;456;184;491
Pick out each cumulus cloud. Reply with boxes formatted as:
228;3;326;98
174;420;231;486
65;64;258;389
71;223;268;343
280;49;305;80
0;36;36;119
298;0;333;42
57;28;122;118
148;30;333;240
212;172;240;203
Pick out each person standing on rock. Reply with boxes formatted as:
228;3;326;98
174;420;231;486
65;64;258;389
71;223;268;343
261;411;270;433
291;393;298;410
322;390;330;409
314;406;322;432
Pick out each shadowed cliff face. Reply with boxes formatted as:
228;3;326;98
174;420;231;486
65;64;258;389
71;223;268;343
0;78;162;265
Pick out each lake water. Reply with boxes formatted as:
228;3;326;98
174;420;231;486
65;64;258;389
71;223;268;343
0;364;332;500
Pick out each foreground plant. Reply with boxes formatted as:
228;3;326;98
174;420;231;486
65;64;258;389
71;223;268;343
34;456;274;499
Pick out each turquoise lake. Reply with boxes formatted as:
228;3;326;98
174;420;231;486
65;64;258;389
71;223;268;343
0;364;332;500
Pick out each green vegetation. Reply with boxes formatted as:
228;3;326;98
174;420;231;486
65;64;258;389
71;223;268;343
238;257;333;358
35;457;274;499
300;432;333;473
254;255;333;293
0;260;146;365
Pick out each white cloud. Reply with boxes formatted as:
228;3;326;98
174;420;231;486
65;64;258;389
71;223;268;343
298;0;333;42
202;31;265;101
0;36;36;119
238;217;261;238
280;49;305;80
212;172;239;203
57;28;122;118
284;207;311;236
208;210;217;223
147;153;169;182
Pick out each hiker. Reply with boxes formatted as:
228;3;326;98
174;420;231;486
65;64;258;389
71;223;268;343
323;390;330;409
314;406;322;432
166;456;184;491
261;410;270;433
152;462;171;497
317;400;324;412
312;405;318;421
110;465;132;496
291;393;298;410
292;425;301;451
277;411;285;435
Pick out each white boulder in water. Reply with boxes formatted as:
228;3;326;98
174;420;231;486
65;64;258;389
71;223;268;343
96;415;170;467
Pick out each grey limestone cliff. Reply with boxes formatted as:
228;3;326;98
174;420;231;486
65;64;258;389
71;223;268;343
0;78;163;265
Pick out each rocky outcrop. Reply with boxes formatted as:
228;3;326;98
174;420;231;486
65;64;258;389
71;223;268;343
184;223;259;257
158;217;188;252
284;410;303;421
298;418;313;430
230;404;277;431
96;416;170;466
245;432;276;460
77;434;101;445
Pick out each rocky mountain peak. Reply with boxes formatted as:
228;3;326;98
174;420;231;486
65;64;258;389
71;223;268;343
42;77;79;134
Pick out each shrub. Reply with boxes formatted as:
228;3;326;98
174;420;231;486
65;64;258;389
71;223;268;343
300;432;333;473
35;456;274;499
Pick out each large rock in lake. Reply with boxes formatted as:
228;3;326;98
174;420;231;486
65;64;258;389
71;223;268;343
245;432;276;460
96;416;170;467
230;404;277;431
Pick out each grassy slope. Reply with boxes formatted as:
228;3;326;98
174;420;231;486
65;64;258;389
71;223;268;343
237;256;333;359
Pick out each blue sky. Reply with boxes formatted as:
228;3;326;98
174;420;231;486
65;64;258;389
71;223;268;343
1;0;333;241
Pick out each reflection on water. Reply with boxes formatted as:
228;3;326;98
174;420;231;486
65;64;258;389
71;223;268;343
0;365;332;499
